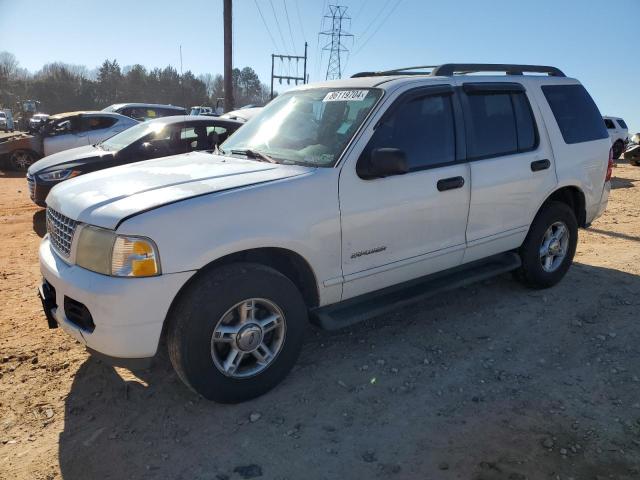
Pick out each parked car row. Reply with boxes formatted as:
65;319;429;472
27;115;244;205
35;63;612;403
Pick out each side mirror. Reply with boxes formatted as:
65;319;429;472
357;148;409;179
139;142;156;157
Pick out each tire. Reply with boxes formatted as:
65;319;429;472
9;149;36;171
514;201;578;289
612;140;624;160
167;262;308;403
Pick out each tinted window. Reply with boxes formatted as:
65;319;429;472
465;93;517;158
85;116;117;130
542;85;608;144
366;93;455;171
512;92;536;151
604;118;615;129
616;119;628;129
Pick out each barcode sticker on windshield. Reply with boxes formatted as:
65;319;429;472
323;90;368;102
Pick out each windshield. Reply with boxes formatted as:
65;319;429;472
101;122;168;151
220;87;382;167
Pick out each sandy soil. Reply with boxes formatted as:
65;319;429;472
1;164;639;480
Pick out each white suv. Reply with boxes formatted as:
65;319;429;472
38;64;612;403
603;116;629;158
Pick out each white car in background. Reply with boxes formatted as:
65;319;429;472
42;111;138;156
219;106;262;123
0;111;14;132
603;116;629;158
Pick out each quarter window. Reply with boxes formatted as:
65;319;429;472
616;119;628;129
463;90;537;159
542;84;608;144
365;93;456;171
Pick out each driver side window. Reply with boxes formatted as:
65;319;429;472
364;93;456;171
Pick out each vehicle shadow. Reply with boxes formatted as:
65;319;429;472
0;168;26;179
33;209;46;237
57;262;640;479
611;176;637;189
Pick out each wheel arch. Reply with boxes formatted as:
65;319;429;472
163;247;320;336
536;185;587;227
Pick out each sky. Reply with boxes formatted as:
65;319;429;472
0;0;638;132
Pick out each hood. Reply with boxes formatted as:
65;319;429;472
47;151;312;229
28;145;111;175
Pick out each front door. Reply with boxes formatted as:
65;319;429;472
339;85;471;299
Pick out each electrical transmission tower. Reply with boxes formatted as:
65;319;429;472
319;5;353;80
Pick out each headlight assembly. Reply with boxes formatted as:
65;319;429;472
75;225;160;277
38;169;80;182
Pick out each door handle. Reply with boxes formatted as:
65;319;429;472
531;159;551;172
437;176;465;192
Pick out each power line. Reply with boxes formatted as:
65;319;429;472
294;0;306;42
356;0;390;42
269;0;290;54
282;0;297;52
314;0;328;80
354;0;403;56
254;0;280;52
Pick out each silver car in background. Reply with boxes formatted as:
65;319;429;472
42;111;138;156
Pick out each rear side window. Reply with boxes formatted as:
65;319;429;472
82;116;117;131
616;119;628;129
604;118;615;129
463;91;537;159
366;93;456;171
542;85;608;144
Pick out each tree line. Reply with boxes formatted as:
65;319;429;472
0;51;272;115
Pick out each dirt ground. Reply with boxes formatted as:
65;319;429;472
1;164;639;480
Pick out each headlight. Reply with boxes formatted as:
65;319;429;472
75;226;160;277
38;169;80;182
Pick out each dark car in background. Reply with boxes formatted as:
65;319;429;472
102;103;187;121
26;115;243;206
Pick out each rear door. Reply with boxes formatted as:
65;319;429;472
455;79;557;262
338;83;471;298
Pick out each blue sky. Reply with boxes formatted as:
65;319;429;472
1;0;638;132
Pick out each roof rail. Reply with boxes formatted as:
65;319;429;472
351;63;566;78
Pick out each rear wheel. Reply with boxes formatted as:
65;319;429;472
167;263;308;403
514;201;578;289
9;150;36;171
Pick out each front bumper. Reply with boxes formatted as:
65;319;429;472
39;237;194;364
26;174;54;207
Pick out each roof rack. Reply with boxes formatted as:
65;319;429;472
351;63;566;78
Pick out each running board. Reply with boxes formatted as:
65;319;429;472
310;252;521;331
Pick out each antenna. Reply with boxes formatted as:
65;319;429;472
319;4;353;80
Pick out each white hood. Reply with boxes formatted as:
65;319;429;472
46;151;312;229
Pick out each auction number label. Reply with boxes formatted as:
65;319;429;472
323;90;368;102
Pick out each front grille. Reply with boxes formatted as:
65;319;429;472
26;174;35;200
46;208;78;258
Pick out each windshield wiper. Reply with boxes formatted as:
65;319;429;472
231;148;278;163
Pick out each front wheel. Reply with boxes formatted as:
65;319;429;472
514;201;578;289
167;263;308;403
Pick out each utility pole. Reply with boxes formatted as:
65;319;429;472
270;42;308;100
319;5;353;80
223;0;234;112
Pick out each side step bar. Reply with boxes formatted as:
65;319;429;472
310;252;521;331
